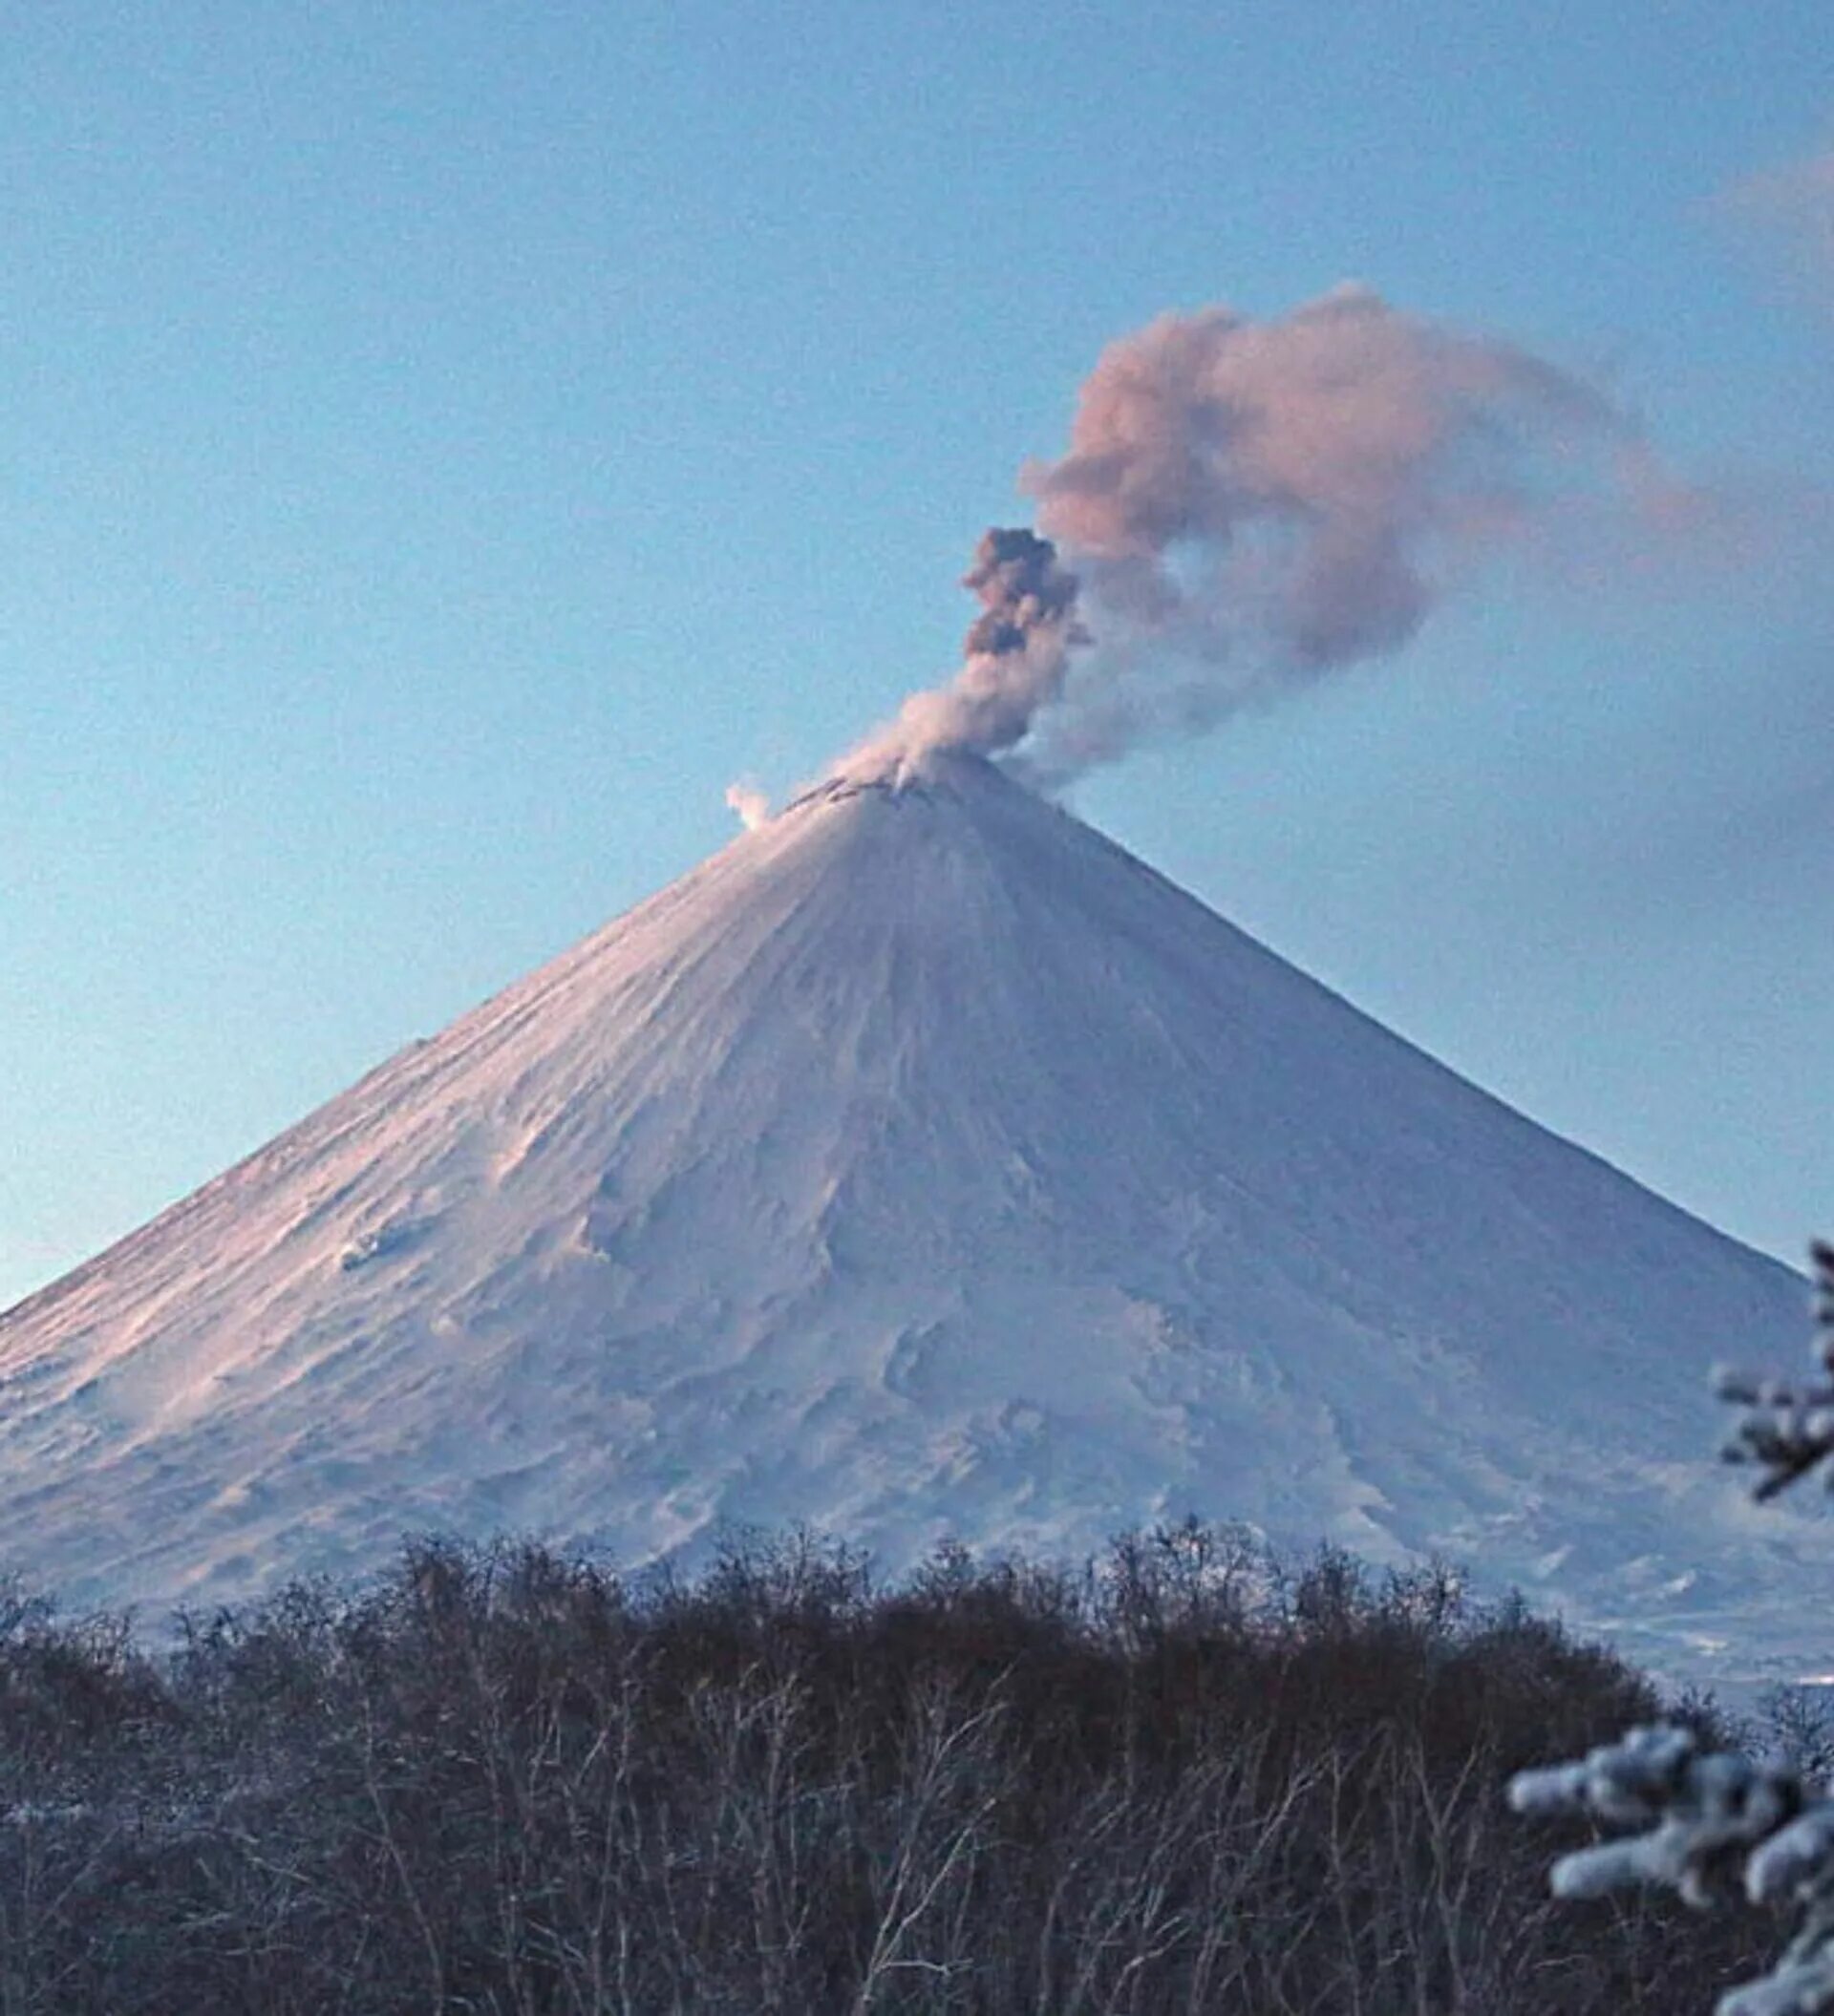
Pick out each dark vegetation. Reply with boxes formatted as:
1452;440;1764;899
0;1522;1772;2013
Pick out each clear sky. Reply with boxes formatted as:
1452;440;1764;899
2;0;1829;1309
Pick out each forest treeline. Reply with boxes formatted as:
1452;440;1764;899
0;1522;1782;2012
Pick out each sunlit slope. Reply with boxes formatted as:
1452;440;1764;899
0;753;1810;1675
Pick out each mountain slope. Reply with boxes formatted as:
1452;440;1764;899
0;753;1816;1674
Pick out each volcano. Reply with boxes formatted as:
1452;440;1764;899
0;752;1815;1673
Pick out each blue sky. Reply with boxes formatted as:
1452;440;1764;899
2;0;1830;1306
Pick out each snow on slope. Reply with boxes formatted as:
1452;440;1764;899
0;751;1818;1677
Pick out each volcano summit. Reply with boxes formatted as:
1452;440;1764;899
0;753;1814;1673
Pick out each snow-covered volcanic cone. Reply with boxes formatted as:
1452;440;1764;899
0;753;1815;1674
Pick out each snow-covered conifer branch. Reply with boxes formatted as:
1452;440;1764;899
1513;1241;1834;2014
1508;1724;1801;1909
1510;1717;1834;2014
1717;1243;1834;1501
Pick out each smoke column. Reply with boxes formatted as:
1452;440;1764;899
841;284;1687;787
888;527;1082;757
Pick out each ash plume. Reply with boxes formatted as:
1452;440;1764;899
841;284;1695;787
845;527;1083;776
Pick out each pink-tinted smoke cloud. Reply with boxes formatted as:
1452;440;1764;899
842;284;1697;787
1717;145;1834;292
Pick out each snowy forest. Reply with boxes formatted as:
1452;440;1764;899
0;1245;1827;2014
0;1520;1797;2015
